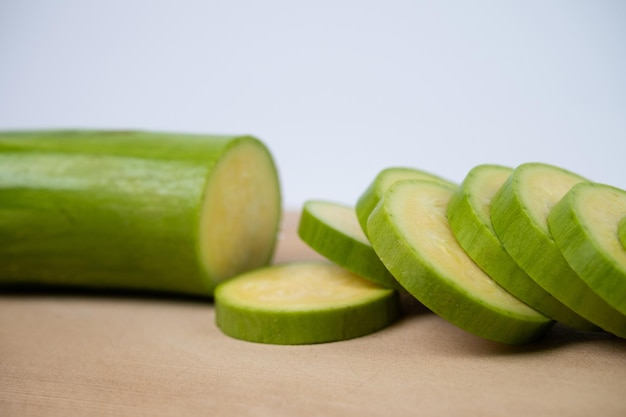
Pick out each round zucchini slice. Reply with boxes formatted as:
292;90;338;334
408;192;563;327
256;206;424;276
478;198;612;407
447;164;591;329
298;200;402;290
214;262;400;345
548;182;626;318
490;162;625;336
367;179;553;345
356;167;455;237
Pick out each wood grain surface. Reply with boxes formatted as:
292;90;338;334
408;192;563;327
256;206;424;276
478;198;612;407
1;212;626;417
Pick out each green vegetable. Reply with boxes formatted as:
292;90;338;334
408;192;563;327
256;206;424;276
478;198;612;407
619;216;626;250
447;164;591;329
548;182;626;317
367;179;553;344
355;167;455;236
297;200;402;290
490;162;625;335
214;262;400;344
0;130;281;296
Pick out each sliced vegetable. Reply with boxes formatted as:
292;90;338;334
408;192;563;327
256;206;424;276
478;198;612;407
0;130;281;296
548;182;626;317
297;200;402;290
367;179;553;344
214;262;400;344
490;162;625;336
355;167;455;236
619;216;626;250
447;164;591;329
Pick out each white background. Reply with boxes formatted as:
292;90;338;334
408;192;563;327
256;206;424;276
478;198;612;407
1;0;624;209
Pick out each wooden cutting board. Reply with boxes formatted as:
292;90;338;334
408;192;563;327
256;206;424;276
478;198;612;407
1;211;625;417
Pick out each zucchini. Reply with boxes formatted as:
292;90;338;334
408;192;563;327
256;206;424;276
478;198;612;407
619;216;626;250
297;200;402;290
447;164;592;330
548;182;626;317
355;167;456;236
367;179;553;344
0;130;281;296
214;262;400;344
490;162;625;336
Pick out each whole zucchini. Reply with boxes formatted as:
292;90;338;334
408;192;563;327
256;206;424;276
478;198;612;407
0;130;282;296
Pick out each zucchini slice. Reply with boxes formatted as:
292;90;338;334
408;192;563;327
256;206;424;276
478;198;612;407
0;130;281;296
355;167;456;236
297;200;402;290
214;262;400;344
367;179;553;344
447;164;591;329
490;162;625;336
548;182;626;317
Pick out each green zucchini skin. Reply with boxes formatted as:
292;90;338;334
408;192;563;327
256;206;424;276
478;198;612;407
0;130;281;296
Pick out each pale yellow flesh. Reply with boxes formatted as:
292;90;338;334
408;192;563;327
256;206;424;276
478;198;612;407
219;263;387;311
200;141;280;282
379;170;444;192
393;184;542;316
521;166;585;234
576;186;626;268
308;202;369;244
469;167;512;230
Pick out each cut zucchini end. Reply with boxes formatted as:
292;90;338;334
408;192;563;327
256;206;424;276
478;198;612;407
297;200;402;290
368;179;553;345
199;137;281;290
214;262;400;345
